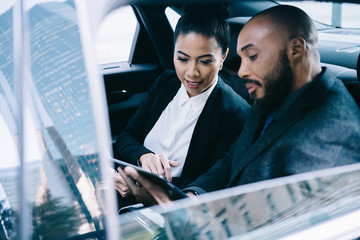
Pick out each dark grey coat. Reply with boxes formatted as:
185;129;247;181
187;68;360;193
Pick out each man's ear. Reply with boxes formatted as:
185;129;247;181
287;37;306;59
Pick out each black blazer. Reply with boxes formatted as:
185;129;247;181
114;70;251;188
188;68;360;193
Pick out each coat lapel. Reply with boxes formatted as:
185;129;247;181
231;107;302;179
228;110;267;183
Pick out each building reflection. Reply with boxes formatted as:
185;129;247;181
0;139;104;239
43;126;103;233
119;167;360;239
1;0;109;238
26;0;106;238
163;170;360;239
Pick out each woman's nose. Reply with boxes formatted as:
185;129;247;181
186;61;200;78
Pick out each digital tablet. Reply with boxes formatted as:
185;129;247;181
112;158;188;200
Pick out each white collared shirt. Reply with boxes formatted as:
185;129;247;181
144;79;218;177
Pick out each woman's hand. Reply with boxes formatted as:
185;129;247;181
139;153;180;181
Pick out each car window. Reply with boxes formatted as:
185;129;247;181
0;1;117;239
277;1;360;28
96;6;138;65
165;7;181;31
119;164;360;239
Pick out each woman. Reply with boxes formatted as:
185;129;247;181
114;6;250;199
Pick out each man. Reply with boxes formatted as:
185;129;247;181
119;5;360;204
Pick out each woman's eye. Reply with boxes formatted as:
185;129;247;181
249;54;257;61
177;57;188;62
200;59;213;64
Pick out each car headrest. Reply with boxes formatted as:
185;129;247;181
225;17;250;69
322;63;360;108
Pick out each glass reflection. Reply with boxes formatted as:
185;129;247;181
0;3;19;240
119;164;360;239
24;0;107;239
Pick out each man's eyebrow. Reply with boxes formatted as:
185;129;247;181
240;43;254;52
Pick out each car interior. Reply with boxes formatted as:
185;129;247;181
2;0;360;239
101;1;360;148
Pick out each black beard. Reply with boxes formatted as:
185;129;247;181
253;51;293;114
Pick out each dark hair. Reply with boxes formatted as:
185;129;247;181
257;5;318;45
174;4;230;54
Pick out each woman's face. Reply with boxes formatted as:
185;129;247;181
174;33;227;97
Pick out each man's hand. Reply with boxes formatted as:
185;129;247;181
118;166;174;205
139;153;180;181
114;171;131;197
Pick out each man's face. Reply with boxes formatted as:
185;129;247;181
254;51;293;112
237;16;293;112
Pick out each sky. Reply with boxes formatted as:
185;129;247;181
0;0;66;14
